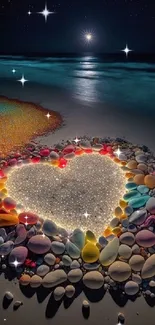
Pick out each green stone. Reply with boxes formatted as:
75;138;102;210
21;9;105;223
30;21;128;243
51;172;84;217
129;195;150;208
123;190;141;202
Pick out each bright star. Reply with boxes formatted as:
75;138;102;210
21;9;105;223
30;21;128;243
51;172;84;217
11;259;20;268
28;11;31;15
114;148;122;157
25;221;28;226
84;211;90;219
12;69;16;73
122;44;132;57
38;4;54;22
74;137;80;144
46;112;51;119
18;75;28;87
86;33;92;41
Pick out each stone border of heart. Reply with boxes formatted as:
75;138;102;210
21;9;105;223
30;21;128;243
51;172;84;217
1;136;155;298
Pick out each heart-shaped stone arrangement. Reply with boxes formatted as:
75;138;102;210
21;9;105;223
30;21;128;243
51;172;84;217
0;137;155;298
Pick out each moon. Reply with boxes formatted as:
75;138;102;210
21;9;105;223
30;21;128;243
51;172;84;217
85;33;92;41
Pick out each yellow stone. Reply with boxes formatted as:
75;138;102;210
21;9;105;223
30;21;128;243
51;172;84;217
82;242;99;263
85;230;97;244
0;183;5;190
114;206;123;218
119;200;128;209
1;188;7;195
112;227;122;236
125;172;135;179
51;160;59;167
103;227;112;238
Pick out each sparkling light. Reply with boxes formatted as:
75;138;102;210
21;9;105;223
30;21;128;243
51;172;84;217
11;259;20;268
6;154;126;238
122;44;132;57
18;75;28;87
28;11;31;15
38;4;54;22
83;211;90;219
74;137;80;144
12;69;16;73
46;112;51;119
85;33;92;41
114;148;122;157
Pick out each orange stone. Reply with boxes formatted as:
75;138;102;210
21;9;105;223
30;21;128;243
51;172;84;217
0;208;19;226
144;175;155;189
133;174;145;185
103;227;112;237
0;183;5;190
125;172;135;179
120;161;127;166
126;160;138;169
113;157;120;164
50;160;59;167
119;200;128;209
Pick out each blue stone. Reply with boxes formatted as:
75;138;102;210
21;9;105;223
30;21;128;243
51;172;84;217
129;195;150;208
123;190;141;202
137;185;149;194
98;236;108;247
125;182;137;191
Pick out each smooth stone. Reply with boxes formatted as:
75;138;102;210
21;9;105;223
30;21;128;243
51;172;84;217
83;263;100;271
82;242;99;263
37;265;50;277
0;236;4;245
135;230;155;248
125;182;137;191
149;280;155;288
144;175;155;189
135;154;147;163
9;246;28;266
131;169;144;175
146;197;155;214
42;219;58;237
80;141;91;149
53;286;65;301
70;228;85;250
70;260;80;269
5;291;13;300
82;300;90;308
98;236;108;248
132;244;140;254
132;273;142;284
65;285;75;298
110;218;120;229
83;271;104;289
0;240;14;256
129;209;147;225
137;163;148;172
62;255;72;266
51;241;65;255
6;230;15;242
18;212;39;225
118;153;127;161
27;227;36;239
123;190;141;202
120;232;135;246
127;224;137;233
108;261;131;282
127;160;138;169
124;206;134;217
118;245;132;259
125;281;139;296
65;241;80;259
30;275;42;288
57;227;69;238
121;219;129;228
42;270;67;288
133;174;145;186
19;274;31;286
0;228;7;240
129;255;145;271
28;235;51;254
13;301;23;310
137;185;149;194
141;254;155;279
92;144;103;151
68;269;83;283
114;206;123;218
50;151;59;160
118;313;125;323
129;196;150;208
44;253;56;266
99;237;119;267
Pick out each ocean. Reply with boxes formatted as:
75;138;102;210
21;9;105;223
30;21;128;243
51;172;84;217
0;53;155;113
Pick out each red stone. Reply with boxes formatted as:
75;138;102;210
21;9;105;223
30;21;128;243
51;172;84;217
58;158;67;168
62;145;75;155
0;170;5;179
31;156;41;163
18;212;39;225
106;146;112;152
75;148;84;155
39;148;50;157
99;149;108;155
84;148;93;154
8;158;17;166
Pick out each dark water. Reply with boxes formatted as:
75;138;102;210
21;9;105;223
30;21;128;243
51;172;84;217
0;53;155;111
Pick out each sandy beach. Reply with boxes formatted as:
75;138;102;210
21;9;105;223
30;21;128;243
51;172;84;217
0;69;155;325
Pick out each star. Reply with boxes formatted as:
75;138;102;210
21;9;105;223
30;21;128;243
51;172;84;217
46;112;51;119
25;221;28;226
122;44;132;57
28;11;31;15
11;259;20;268
24;215;28;219
85;33;92;41
114;148;122;157
74;137;80;144
18;75;28;87
12;69;16;73
84;211;90;219
38;4;54;22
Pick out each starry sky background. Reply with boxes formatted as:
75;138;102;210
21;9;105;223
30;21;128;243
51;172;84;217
0;0;155;54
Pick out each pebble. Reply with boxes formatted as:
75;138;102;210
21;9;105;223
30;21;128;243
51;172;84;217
123;190;141;202
135;230;155;247
0;236;4;244
132;273;142;284
124;206;133;217
0;228;7;240
118;244;132;259
9;246;28;266
118;312;125;323
62;255;72;266
44;253;56;266
82;300;90;309
141;254;155;279
4;291;13;301
42;219;58;237
19;274;31;286
132;244;140;254
129;255;145;271
149;280;155;287
129;196;150;208
133;174;145;185
0;240;14;256
83;271;104;289
42;270;67;288
125;281;139;296
30;275;42;288
3;197;16;210
98;236;108;248
120;232;135;246
137;163;148;172
137;185;149;194
110;218;120;228
68;269;83;283
85;230;97;244
135;154;147;163
65;285;75;298
70;260;80;269
51;241;65;255
70;228;85;250
83;263;100;271
13;301;23;310
37;265;50;277
82;242;99;263
146;197;155;214
129;209;147;226
114;207;123;218
144;175;155;189
99;237;119;266
65;241;80;259
18;212;39;225
28;235;51;254
108;261;131;282
125;182;137;191
53;286;65;301
127;160;137;169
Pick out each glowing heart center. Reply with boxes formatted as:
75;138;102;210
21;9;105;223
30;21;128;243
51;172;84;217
6;154;126;237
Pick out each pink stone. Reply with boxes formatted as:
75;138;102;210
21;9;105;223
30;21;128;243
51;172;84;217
135;230;155;248
39;149;50;157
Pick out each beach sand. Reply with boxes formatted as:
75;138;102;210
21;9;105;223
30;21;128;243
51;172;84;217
0;78;155;325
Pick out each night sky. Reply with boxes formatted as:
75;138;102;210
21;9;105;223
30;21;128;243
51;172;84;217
0;0;155;54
